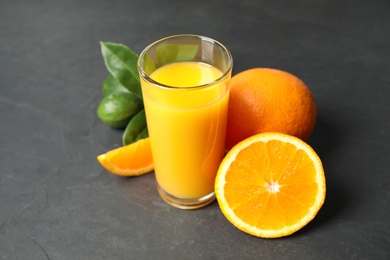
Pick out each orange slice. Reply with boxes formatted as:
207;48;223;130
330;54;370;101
97;138;153;176
215;132;326;238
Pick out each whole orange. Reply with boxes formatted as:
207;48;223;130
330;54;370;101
225;68;317;151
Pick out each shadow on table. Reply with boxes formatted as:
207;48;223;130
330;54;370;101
296;112;351;236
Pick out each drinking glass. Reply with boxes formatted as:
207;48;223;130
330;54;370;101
138;34;233;209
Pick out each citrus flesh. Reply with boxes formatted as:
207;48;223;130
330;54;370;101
97;138;153;176
215;132;326;238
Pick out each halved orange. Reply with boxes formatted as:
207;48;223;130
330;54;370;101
215;132;326;238
97;138;153;176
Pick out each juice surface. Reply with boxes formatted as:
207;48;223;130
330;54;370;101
151;61;221;87
142;61;229;198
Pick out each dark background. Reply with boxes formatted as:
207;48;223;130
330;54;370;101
1;0;389;259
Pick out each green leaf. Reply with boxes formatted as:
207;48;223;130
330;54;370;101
142;53;157;76
122;109;148;145
156;43;199;65
102;74;130;97
100;41;142;98
97;92;143;129
141;43;200;75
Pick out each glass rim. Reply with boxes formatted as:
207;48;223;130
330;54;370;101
137;34;233;90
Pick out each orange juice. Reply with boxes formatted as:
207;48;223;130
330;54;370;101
141;61;229;199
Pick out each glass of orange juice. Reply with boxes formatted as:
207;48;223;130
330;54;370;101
138;34;233;209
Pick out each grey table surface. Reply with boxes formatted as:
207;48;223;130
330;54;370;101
1;0;389;259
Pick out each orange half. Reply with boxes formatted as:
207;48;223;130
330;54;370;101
97;138;153;176
215;132;326;238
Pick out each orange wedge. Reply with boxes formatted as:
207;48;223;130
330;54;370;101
215;132;326;238
97;138;153;176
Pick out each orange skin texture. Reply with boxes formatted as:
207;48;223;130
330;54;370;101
225;68;317;151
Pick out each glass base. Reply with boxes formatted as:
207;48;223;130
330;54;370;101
157;184;215;210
